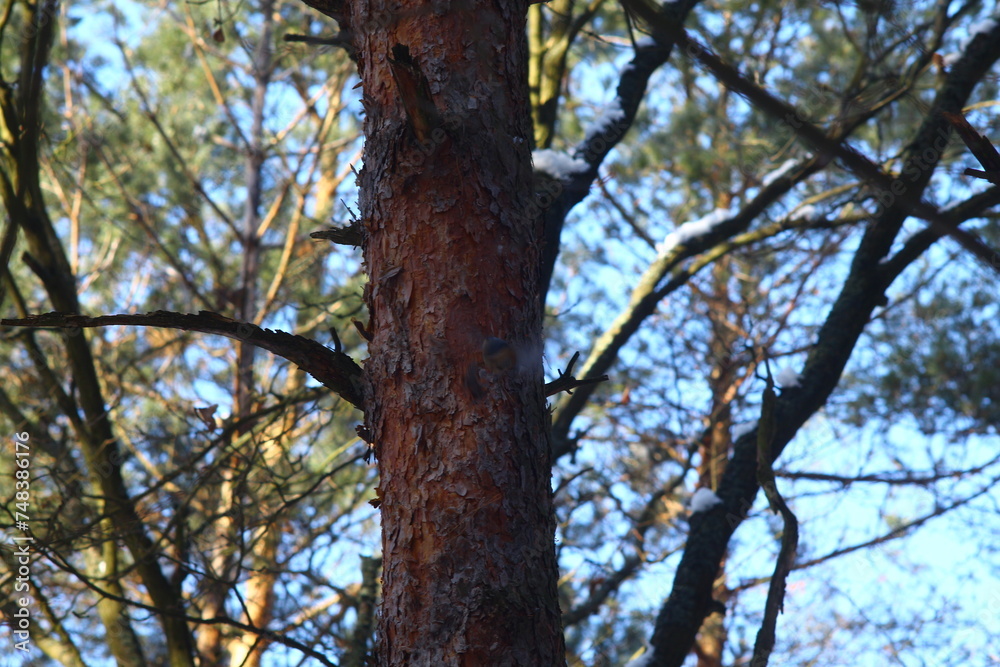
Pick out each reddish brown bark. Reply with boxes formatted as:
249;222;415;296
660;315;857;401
342;0;564;664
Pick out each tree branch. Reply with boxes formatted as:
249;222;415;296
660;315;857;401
538;0;703;298
36;540;339;667
311;221;363;246
751;367;798;667
543;351;608;397
550;180;837;457
1;311;366;410
631;5;1000;664
620;0;1000;273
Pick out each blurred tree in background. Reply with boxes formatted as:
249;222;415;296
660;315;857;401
1;0;999;665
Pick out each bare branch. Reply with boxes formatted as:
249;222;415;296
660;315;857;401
1;311;366;410
312;221;363;246
544;351;609;397
620;0;1000;273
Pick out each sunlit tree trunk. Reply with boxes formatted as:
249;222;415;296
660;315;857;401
330;0;566;662
693;259;740;667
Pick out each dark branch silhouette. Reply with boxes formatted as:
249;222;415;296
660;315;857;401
1;311;365;409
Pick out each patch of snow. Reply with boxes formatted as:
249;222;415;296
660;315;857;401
656;208;734;256
969;17;999;40
793;204;817;221
951;14;1000;60
761;159;798;187
732;420;758;440
584;98;626;142
690;487;723;513
532;149;588;180
776;367;801;388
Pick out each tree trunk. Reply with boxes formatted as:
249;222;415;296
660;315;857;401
340;0;565;663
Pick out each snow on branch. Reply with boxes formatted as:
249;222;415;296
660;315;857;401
760;159;798;187
689;487;723;513
584;98;626;144
656;208;735;257
532;149;589;180
775;367;801;388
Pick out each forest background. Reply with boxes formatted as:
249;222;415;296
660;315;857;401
1;0;999;665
